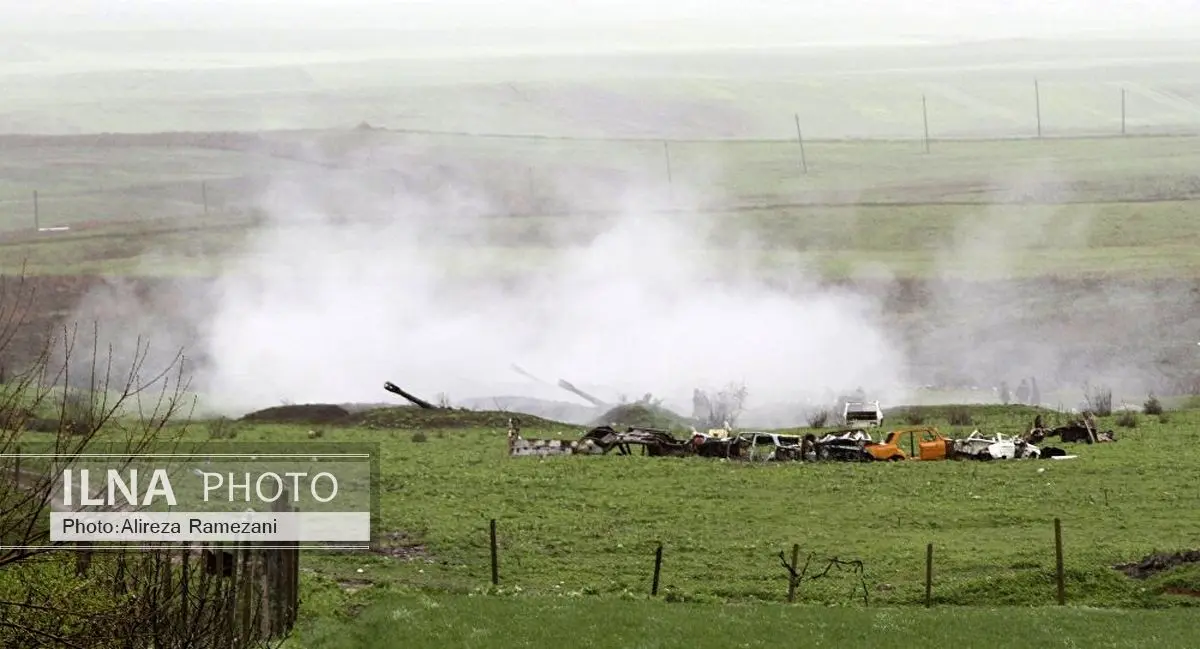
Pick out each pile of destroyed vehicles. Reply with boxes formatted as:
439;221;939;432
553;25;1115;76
507;417;1104;462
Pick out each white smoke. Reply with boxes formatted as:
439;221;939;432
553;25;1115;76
57;163;912;424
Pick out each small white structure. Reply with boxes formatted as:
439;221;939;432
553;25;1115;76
842;400;884;429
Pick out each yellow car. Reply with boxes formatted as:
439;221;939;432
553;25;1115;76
864;426;951;461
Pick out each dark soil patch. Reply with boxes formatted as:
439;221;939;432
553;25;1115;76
240;404;353;425
1114;550;1200;579
355;407;565;430
372;531;429;561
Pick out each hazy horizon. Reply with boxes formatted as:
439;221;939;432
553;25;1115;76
4;1;1199;57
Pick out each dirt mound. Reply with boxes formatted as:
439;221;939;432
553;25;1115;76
240;404;352;425
592;403;691;430
355;407;566;430
1115;550;1200;579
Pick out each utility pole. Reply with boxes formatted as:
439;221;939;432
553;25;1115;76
922;95;931;153
794;114;808;174
1034;79;1043;139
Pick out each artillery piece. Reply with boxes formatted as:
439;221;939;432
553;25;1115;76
557;379;609;408
383;381;440;410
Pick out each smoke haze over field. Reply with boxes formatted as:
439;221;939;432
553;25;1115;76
157;173;912;418
53;149;1200;423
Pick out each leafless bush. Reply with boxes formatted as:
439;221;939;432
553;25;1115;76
0;269;269;647
206;416;240;439
695;382;748;429
806;409;829;428
1084;383;1113;417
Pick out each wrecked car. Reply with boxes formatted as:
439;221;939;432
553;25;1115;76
864;426;952;461
813;430;875;462
581;425;692;456
953;431;1040;460
730;432;806;462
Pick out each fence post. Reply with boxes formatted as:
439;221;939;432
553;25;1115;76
180;542;191;628
1054;518;1065;604
924;543;934;608
787;543;800;603
651;544;663;596
489;519;499;586
238;543;252;640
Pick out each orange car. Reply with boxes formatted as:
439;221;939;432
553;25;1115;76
864;426;951;461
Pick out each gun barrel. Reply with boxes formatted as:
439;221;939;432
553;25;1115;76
383;381;438;410
556;379;607;408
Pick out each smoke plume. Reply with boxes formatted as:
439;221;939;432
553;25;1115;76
62;164;912;425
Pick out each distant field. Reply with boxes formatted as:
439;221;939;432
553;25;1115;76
3;39;1200;138
2;131;1200;278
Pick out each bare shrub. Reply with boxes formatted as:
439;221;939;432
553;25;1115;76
1143;393;1164;416
806;408;829;428
0;269;267;647
695;382;748;429
946;407;974;426
1116;410;1138;428
1084;383;1113;417
205;416;239;439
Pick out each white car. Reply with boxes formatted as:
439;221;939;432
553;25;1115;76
955;431;1040;460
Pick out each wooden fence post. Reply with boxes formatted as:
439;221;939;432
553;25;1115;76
180;542;191;628
489;519;499;586
787;544;800;603
651;544;663;596
237;543;252;641
925;543;934;608
1054;518;1065;605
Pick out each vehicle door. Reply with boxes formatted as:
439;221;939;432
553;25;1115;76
917;429;948;460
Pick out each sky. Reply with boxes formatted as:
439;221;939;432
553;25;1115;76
6;0;1200;47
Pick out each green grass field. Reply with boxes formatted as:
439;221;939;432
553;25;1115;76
170;404;1200;611
287;593;1200;649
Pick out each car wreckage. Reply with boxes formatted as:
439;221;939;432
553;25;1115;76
504;420;1063;463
